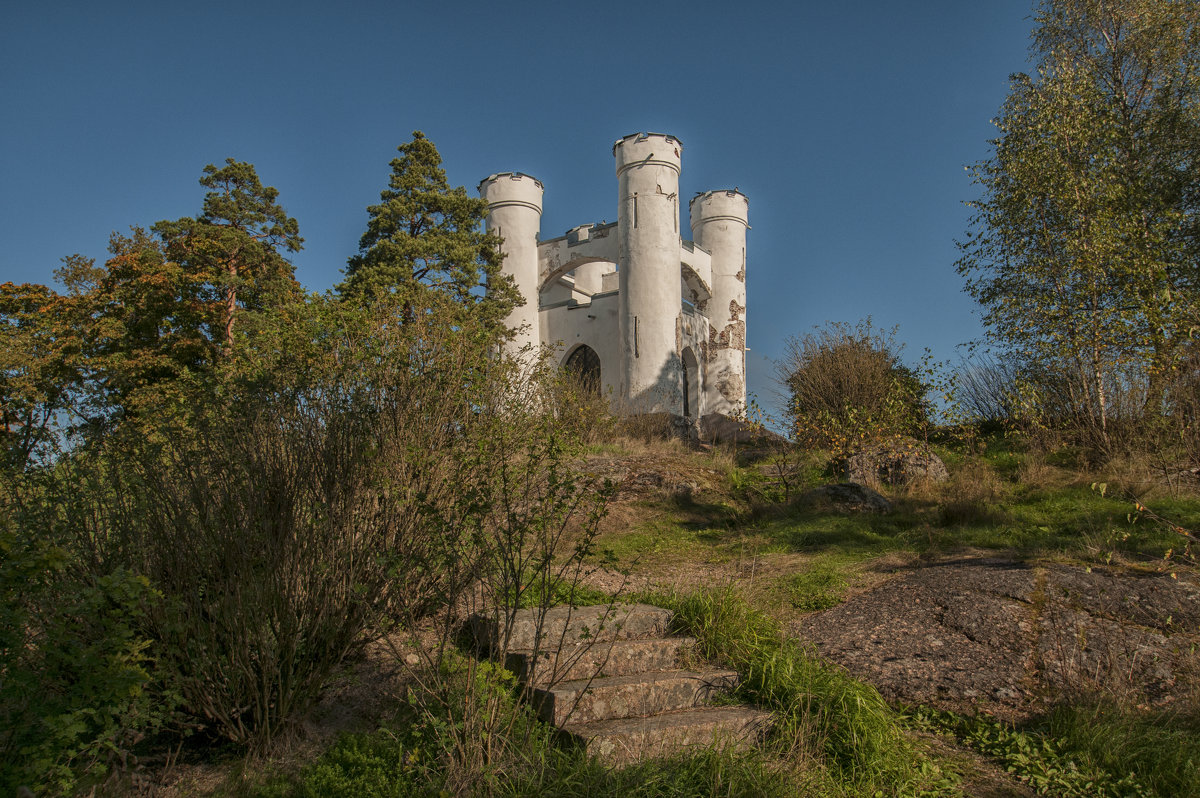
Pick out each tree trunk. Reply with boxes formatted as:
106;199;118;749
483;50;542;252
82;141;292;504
224;262;237;351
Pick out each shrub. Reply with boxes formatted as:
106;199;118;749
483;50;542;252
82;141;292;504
56;290;622;752
0;503;168;796
775;320;929;457
67;294;572;747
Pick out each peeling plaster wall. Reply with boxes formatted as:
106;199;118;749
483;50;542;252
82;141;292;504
690;190;749;415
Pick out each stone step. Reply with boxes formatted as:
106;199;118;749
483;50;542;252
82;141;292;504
506;636;697;686
469;603;672;652
564;705;773;765
531;668;739;726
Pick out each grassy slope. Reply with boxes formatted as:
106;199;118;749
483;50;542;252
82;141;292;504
584;435;1198;798
185;434;1198;798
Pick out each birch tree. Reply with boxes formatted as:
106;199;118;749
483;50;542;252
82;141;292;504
958;0;1200;450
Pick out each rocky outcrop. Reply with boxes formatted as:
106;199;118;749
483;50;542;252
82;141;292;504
795;558;1200;717
841;437;949;485
699;413;788;445
798;483;893;513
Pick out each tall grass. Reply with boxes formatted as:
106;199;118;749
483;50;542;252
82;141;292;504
660;587;956;795
1040;700;1200;798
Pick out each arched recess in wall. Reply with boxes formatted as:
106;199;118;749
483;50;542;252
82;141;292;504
681;347;699;418
540;256;612;293
564;344;602;396
680;264;712;309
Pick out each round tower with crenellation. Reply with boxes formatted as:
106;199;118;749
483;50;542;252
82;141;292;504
690;189;749;415
613;132;684;413
478;172;544;358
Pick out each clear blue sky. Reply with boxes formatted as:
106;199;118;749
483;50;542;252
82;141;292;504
2;0;1035;412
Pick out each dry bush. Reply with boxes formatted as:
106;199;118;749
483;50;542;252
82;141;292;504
953;354;1023;425
1092;450;1200;500
1016;451;1076;490
614;412;677;444
541;357;617;447
973;352;1200;469
775;320;928;458
69;296;602;748
1018;362;1157;461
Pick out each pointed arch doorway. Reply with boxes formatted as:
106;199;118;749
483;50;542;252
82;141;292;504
565;344;601;396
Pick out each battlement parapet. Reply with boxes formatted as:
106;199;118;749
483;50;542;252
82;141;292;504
613;132;683;177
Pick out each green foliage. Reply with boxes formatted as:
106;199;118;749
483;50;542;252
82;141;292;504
0;509;169;796
58;279;616;751
1040;700;1200;798
21;161;305;429
3;141;623;780
269;726;809;798
153;159;303;349
663;588;954;795
776;320;930;457
259;654;541;797
906;705;1167;797
260;651;812;798
786;556;853;612
71;293;524;746
958;0;1200;456
85;228;216;419
511;572;614;609
727;465;765;496
0;280;86;468
339;131;520;328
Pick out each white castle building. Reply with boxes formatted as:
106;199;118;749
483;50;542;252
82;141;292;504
480;132;749;420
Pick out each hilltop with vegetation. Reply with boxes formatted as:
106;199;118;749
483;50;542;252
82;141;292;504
5;1;1200;795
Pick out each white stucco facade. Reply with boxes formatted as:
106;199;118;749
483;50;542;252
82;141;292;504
479;132;749;420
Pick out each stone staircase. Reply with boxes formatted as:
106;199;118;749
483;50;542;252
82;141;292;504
469;603;770;764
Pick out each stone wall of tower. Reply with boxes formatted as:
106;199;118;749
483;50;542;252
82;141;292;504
690;189;749;414
613;133;684;413
478;172;544;358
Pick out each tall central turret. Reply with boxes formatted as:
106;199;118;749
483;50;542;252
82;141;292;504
614;132;684;413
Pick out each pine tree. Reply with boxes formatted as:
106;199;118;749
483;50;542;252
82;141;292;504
339;131;519;327
154;160;303;350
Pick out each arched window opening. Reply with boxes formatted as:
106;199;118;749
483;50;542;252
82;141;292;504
565;345;601;396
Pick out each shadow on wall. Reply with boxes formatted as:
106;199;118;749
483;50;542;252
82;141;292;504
619;353;686;419
681;346;700;418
